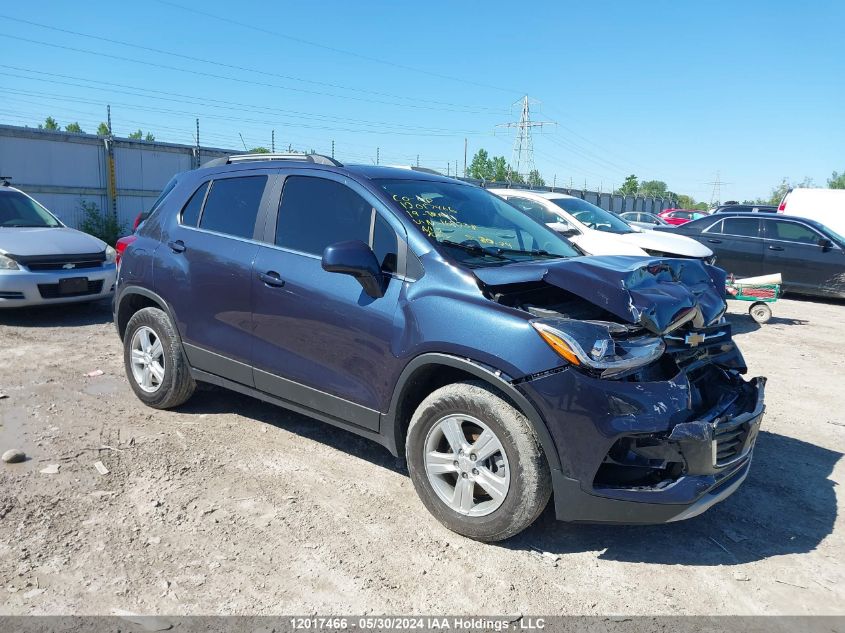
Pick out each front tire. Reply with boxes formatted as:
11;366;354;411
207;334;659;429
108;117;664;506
406;381;552;542
123;307;195;409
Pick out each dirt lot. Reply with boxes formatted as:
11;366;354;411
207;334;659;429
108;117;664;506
0;296;843;616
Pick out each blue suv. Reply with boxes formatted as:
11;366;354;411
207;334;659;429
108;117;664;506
114;154;765;541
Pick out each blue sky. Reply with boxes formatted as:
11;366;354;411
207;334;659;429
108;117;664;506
1;0;842;202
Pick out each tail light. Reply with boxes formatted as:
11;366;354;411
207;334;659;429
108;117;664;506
777;199;787;213
133;212;144;231
115;235;137;266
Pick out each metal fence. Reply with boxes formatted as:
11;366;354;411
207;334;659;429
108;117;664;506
0;124;233;230
0;124;675;232
464;178;676;214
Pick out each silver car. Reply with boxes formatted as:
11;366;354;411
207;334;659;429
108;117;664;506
0;184;117;308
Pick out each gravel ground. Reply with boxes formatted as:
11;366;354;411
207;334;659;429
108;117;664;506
0;296;843;616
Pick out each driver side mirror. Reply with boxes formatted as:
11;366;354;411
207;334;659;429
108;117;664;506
322;240;385;298
819;238;834;251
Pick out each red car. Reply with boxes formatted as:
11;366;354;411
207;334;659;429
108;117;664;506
658;208;709;226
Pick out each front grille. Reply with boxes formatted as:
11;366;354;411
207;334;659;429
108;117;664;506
12;252;106;271
0;291;25;299
37;280;103;299
713;421;749;466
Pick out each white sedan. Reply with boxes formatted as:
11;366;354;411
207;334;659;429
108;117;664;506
489;189;713;260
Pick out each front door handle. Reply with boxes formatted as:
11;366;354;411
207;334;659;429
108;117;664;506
258;271;286;288
168;240;186;253
706;238;722;244
768;245;784;251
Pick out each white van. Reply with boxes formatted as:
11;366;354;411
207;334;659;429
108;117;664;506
778;188;845;236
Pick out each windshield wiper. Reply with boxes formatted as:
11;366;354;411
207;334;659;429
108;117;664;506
440;240;516;262
491;246;563;259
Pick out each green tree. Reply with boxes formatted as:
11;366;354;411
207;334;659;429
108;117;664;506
828;170;845;189
468;149;494;180
491;156;509;181
249;146;270;153
616;174;638;195
96;122;111;136
38;116;60;130
527;169;545;187
638;180;668;197
65;122;84;134
128;129;155;141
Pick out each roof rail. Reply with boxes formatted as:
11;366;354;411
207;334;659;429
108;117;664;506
202;153;343;168
385;165;444;176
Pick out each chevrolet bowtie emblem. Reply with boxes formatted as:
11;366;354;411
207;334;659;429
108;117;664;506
62;263;76;269
685;332;706;346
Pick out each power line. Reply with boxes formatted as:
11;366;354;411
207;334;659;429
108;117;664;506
0;15;508;115
0;33;503;115
0;69;493;136
152;0;523;97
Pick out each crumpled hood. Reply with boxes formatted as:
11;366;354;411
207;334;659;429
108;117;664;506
474;255;727;335
0;227;107;257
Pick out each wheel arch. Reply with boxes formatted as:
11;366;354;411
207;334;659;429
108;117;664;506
383;353;561;472
115;286;178;340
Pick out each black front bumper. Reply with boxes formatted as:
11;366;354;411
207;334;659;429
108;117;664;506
518;361;766;524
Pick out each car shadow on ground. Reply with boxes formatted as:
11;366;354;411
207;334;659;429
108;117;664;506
505;429;841;565
181;389;841;566
176;387;406;474
727;312;809;335
0;299;112;327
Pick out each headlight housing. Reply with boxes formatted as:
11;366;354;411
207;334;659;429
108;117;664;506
532;318;665;378
104;246;117;263
0;254;20;270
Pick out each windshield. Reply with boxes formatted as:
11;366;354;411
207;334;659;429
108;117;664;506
377;179;580;267
549;197;635;234
0;191;61;228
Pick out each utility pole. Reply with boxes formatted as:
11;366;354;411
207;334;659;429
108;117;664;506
331;140;335;159
496;95;556;180
455;160;458;178
195;118;200;168
376;147;379;165
416;154;419;167
271;129;275;153
553;174;556;189
463;138;467;177
104;104;117;221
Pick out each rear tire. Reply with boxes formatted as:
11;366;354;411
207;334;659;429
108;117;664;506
123;307;195;409
406;381;551;542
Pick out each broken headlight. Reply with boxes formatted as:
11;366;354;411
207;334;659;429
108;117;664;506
531;318;665;378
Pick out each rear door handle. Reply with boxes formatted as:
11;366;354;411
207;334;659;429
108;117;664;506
258;271;286;288
706;239;722;244
167;240;186;253
768;245;784;251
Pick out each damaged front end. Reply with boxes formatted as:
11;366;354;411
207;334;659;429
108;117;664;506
476;256;766;523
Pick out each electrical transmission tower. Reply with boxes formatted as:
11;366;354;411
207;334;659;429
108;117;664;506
706;171;732;206
497;96;556;179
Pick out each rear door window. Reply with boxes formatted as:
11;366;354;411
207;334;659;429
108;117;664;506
507;197;561;225
721;217;761;238
199;176;267;239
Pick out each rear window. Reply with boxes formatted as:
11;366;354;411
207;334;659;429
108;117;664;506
199;176;266;239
